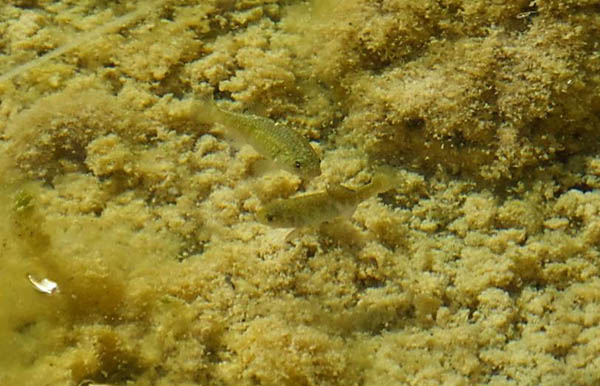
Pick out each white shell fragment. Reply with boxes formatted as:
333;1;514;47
27;274;59;294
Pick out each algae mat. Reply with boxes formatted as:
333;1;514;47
1;0;600;385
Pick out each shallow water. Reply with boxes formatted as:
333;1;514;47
1;1;599;385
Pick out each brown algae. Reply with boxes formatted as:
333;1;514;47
0;0;600;385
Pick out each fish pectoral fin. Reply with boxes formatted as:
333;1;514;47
251;158;278;176
285;227;304;243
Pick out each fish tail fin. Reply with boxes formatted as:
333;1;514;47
191;93;221;125
369;165;402;195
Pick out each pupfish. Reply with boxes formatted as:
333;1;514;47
191;98;321;179
257;168;399;228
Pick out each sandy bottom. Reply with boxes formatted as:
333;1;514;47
1;0;599;385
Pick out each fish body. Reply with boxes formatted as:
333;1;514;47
193;99;321;179
257;170;397;228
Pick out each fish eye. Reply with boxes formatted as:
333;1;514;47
294;161;302;169
266;214;274;222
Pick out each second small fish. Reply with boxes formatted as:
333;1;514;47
191;97;321;179
257;169;399;228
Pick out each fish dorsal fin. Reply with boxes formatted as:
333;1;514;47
326;183;360;211
326;183;356;200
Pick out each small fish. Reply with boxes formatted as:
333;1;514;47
257;168;398;228
191;98;321;179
